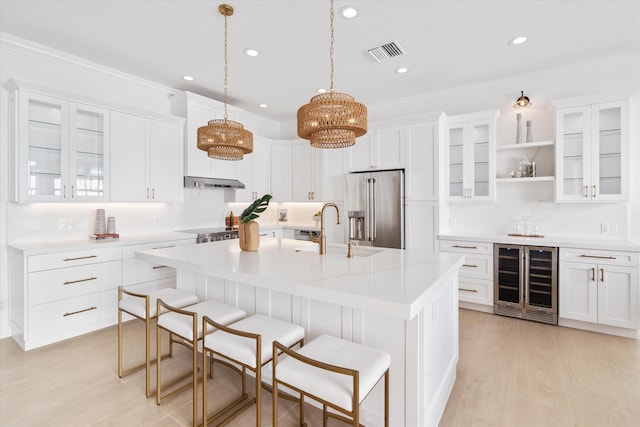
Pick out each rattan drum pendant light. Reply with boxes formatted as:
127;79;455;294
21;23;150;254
197;4;253;161
297;0;367;148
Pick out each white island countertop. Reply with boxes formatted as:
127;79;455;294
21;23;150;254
136;237;464;321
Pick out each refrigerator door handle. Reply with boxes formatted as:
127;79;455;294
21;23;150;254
370;178;376;241
523;249;529;308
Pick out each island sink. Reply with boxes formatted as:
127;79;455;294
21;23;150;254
294;243;382;258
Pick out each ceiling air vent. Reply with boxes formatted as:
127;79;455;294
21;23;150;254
367;41;405;62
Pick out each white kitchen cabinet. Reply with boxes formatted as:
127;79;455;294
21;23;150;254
554;98;629;201
405;120;440;201
444;110;499;202
405;201;437;252
439;239;494;309
347;126;405;172
110;111;184;202
291;142;325;201
8;246;122;350
235;136;271;202
170;91;242;180
7;85;110;202
559;248;639;330
270;143;291;201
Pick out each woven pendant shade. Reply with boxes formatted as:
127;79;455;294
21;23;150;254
197;118;253;161
297;92;367;148
197;4;253;161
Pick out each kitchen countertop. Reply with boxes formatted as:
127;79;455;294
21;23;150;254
439;233;640;252
7;231;196;256
136;237;464;320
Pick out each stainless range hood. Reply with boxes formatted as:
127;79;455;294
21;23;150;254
184;176;245;189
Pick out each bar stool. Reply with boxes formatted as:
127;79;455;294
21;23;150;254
117;286;198;397
272;334;391;427
156;298;246;426
201;314;305;427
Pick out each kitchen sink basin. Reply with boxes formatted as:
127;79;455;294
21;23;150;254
294;244;382;258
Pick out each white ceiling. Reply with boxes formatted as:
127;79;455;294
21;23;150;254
1;0;639;122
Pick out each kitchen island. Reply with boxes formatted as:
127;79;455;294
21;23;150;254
136;237;464;427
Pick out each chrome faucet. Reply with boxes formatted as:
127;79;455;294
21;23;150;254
319;203;341;255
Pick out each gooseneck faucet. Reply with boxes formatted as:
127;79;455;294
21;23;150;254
319;203;341;255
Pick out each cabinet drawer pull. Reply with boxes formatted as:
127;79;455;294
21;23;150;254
462;264;478;268
600;268;605;283
453;245;478;249
152;245;175;250
584;185;589;198
152;265;168;270
63;277;97;285
591;267;595;282
459;288;478;293
63;306;97;317
63;255;98;262
593;185;597;198
579;254;616;260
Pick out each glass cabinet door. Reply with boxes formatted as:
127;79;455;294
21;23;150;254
592;103;623;200
556;106;591;201
69;104;109;201
447;126;464;198
24;94;69;201
472;123;490;198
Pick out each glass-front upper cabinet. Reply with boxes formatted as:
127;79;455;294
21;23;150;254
555;98;628;202
9;87;109;202
445;110;498;202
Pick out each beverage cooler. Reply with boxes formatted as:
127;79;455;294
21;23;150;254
494;244;558;325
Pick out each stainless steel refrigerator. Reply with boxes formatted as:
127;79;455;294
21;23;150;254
345;169;404;249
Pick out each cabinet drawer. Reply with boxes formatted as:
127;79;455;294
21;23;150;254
459;254;493;280
440;240;492;254
121;239;193;259
27;289;117;348
122;258;176;285
457;278;493;306
560;247;638;267
28;247;121;272
29;260;121;306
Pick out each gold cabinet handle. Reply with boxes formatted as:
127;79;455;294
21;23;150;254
453;245;478;250
600;268;605;282
462;264;478;268
152;265;168;270
459;288;478;293
63;306;97;317
63;255;97;262
579;254;616;260
63;277;97;285
591;267;595;282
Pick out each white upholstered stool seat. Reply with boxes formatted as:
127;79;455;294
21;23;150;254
156;299;246;427
273;334;390;427
201;314;305;426
117;286;198;398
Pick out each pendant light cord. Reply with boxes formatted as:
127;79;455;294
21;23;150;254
223;11;229;120
329;0;334;93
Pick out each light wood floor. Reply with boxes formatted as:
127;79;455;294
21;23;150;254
1;309;638;426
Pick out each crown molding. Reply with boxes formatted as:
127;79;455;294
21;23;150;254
0;32;180;96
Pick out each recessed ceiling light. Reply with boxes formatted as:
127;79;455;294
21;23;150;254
181;75;195;81
508;36;528;46
317;88;327;93
244;48;259;57
395;67;409;74
258;103;268;108
340;6;358;18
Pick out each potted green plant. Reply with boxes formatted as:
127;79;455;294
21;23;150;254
238;194;272;251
